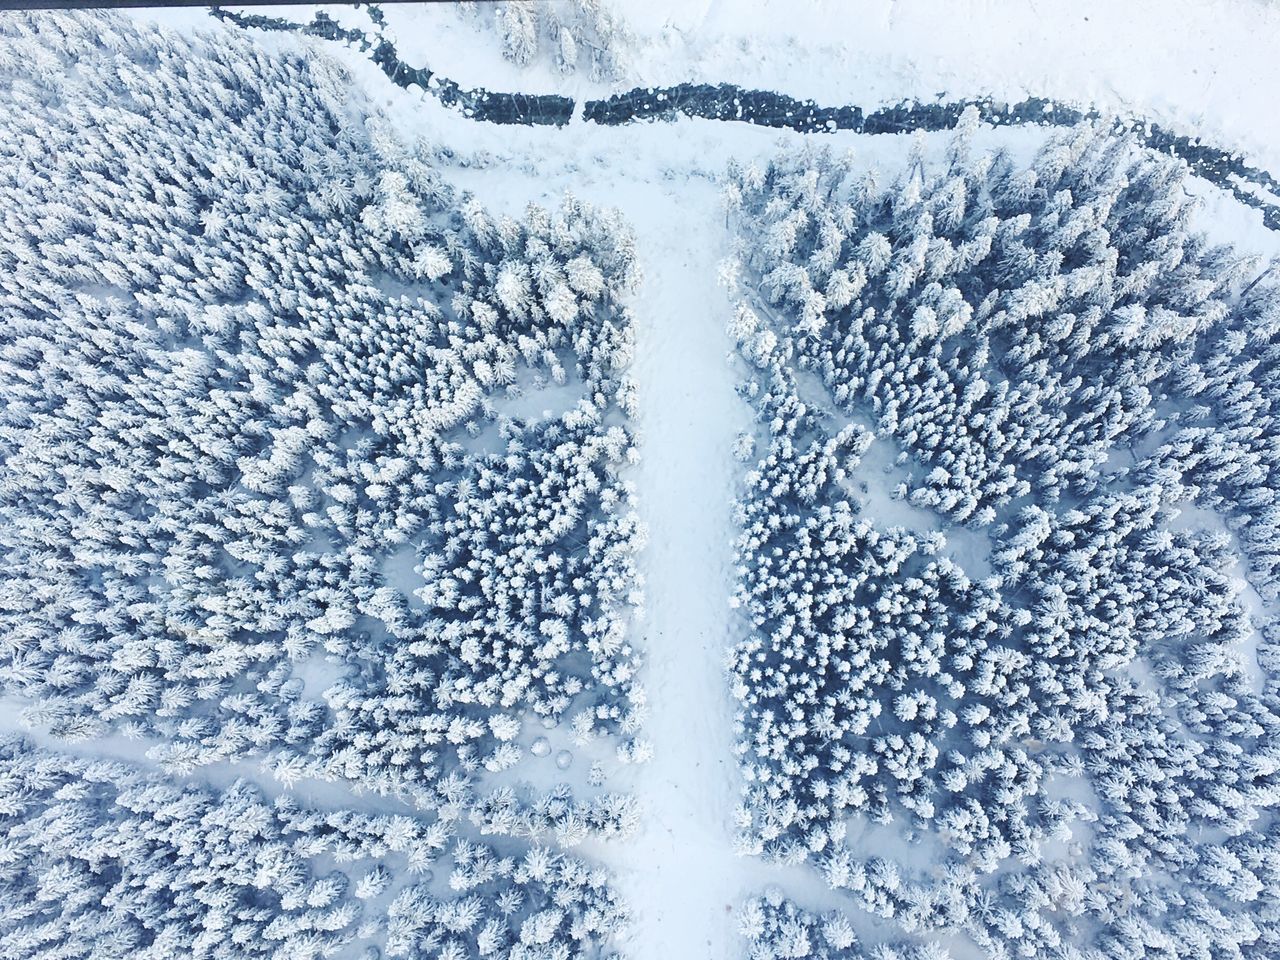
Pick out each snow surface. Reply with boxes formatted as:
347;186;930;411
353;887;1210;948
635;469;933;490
82;4;1280;957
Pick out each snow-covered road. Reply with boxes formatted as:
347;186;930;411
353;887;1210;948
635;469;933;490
611;180;748;958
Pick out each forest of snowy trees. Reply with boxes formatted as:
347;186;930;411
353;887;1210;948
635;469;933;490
3;5;1280;960
724;113;1280;958
0;10;643;958
467;0;633;80
0;736;627;958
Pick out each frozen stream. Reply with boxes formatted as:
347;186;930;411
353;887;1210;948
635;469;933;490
214;4;1280;231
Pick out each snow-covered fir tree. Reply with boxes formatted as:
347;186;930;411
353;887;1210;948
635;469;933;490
739;892;949;960
0;11;646;958
0;9;646;819
726;110;1280;960
465;0;633;80
0;736;627;960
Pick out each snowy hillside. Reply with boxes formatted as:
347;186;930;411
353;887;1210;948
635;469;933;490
2;4;1280;960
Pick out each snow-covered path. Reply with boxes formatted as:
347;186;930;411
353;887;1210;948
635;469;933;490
611;179;750;958
609;177;849;959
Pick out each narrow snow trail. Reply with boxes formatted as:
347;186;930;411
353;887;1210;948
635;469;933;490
610;178;749;957
610;178;847;959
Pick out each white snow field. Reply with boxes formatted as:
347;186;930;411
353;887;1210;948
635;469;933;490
6;2;1280;958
